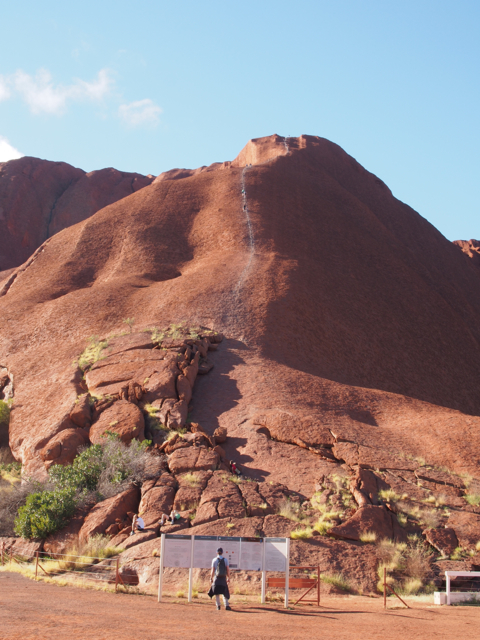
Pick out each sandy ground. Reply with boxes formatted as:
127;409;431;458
1;573;480;640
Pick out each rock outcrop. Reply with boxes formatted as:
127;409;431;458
0;157;154;271
1;134;480;590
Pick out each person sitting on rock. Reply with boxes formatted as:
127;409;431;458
130;514;145;535
160;509;180;526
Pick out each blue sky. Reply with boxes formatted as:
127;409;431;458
0;1;478;241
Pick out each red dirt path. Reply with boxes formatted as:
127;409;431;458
1;573;479;640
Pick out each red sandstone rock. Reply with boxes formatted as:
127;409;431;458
328;505;406;542
447;511;480;549
213;426;227;444
40;428;89;469
3;133;480;523
79;486;140;542
69;395;92;429
43;508;89;555
168;446;219;475
138;474;176;528
423;527;459;556
0;157;153;271
89;400;145;444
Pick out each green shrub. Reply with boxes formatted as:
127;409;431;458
14;488;76;539
49;444;103;493
0;399;11;425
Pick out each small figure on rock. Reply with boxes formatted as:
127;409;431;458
130;513;145;536
230;460;241;477
208;547;231;610
160;509;180;526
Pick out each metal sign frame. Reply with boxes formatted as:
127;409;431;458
158;534;290;607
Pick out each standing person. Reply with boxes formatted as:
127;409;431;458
208;547;231;610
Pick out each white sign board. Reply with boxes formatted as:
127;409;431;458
192;536;218;569
218;536;241;569
163;534;191;568
239;538;263;571
264;538;288;572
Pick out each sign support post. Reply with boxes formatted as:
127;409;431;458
261;538;266;604
157;533;165;603
284;538;290;609
188;536;194;603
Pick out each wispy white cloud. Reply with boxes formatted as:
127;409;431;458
0;76;10;102
118;99;162;127
0;136;23;162
12;68;112;115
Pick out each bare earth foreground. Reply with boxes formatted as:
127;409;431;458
1;574;479;640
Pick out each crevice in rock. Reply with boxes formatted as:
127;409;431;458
0;238;51;297
45;178;77;240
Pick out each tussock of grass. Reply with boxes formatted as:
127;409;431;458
290;526;313;540
313;520;334;536
378;489;400;502
181;472;200;487
359;531;377;543
399;577;423;595
465;494;480;507
277;499;302;522
176;590;186;598
321;572;352;592
77;336;108;371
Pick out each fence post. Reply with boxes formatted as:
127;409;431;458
1;542;4;566
446;573;451;606
317;565;320;607
383;567;386;610
115;557;119;592
35;552;39;581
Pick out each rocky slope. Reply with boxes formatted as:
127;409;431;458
1;134;480;592
0;157;154;272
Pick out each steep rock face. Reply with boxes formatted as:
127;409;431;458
0;157;154;271
1;134;480;493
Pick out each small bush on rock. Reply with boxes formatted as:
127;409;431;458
77;336;108;371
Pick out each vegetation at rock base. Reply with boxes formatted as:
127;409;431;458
10;435;151;539
376;536;434;595
290;526;313;539
320;572;352;592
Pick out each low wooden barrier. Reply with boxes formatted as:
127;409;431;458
267;565;320;606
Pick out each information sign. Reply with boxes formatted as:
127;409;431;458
163;534;191;568
192;536;219;569
264;538;288;572
217;536;241;569
239;538;263;571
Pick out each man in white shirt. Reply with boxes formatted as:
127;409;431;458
131;514;145;535
208;548;231;610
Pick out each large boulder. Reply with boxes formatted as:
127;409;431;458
447;511;480;549
40;427;89;469
168;446;219;475
79;485;140;542
239;482;270;516
423;527;459;557
89;400;145;444
328;505;406;542
174;471;212;511
253;411;334;448
192;471;245;526
138;473;177;528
